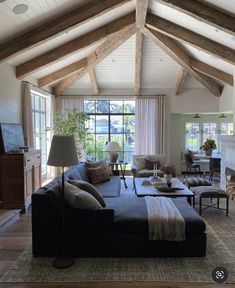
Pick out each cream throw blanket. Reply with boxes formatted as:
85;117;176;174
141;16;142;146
144;196;185;241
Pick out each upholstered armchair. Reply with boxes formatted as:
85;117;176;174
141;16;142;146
131;154;167;179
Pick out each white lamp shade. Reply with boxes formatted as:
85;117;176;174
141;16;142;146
47;135;78;167
105;141;121;152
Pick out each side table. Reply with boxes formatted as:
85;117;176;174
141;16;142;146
108;161;128;188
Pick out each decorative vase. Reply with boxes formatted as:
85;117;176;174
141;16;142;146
205;149;213;156
164;173;172;183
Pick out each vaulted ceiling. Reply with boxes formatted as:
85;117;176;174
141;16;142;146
0;0;234;97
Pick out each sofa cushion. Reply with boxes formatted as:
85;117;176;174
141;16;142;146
105;197;206;235
68;179;106;207
93;176;120;197
86;163;110;184
64;182;102;209
85;160;113;176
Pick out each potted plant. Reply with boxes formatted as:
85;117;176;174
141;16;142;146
53;109;91;160
160;164;175;183
200;138;216;156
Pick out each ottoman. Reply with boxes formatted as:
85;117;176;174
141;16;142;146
190;186;229;216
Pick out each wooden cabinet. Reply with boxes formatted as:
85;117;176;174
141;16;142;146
0;150;41;212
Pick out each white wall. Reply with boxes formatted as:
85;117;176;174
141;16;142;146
219;85;233;113
0;63;22;123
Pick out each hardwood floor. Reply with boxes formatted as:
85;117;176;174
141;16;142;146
0;176;230;288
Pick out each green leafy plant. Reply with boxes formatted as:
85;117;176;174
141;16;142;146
53;109;91;159
200;138;216;151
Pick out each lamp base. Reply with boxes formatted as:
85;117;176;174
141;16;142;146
52;256;75;269
109;152;119;163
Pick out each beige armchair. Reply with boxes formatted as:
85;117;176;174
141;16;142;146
131;154;166;179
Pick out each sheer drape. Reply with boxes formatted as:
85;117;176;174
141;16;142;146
135;96;165;155
22;81;34;148
56;96;84;112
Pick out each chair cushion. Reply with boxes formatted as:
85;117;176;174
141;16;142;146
191;186;228;198
184;177;211;188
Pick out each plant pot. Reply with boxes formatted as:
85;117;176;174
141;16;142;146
205;149;213;156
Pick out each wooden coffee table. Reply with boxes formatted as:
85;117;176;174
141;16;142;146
134;177;195;206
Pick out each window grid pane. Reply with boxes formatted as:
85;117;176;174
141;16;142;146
84;100;135;162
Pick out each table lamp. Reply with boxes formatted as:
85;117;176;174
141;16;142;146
105;141;121;163
47;135;78;268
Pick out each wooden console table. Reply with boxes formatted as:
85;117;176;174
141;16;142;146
0;150;41;213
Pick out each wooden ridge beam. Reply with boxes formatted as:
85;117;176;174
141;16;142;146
136;0;148;29
88;69;99;95
38;58;88;87
143;28;223;97
53;25;137;97
16;12;135;79
158;0;235;36
134;31;143;95
175;68;188;95
146;12;235;65
0;0;131;62
191;58;234;86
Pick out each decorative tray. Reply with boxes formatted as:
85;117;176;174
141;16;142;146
157;187;184;192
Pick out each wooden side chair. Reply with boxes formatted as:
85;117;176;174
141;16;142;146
184;153;201;177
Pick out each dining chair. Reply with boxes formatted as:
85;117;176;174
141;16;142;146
184;153;202;177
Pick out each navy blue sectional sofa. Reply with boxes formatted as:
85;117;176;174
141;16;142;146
32;163;206;257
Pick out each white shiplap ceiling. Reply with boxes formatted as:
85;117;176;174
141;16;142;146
0;0;234;93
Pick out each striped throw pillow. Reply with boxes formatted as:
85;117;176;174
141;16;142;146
86;163;110;184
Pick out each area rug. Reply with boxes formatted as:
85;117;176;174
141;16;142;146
1;178;235;283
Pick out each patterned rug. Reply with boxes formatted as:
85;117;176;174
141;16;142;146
1;177;235;283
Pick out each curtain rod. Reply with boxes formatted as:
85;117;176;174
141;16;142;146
22;80;52;95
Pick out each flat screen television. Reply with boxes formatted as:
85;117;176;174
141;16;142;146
0;123;25;153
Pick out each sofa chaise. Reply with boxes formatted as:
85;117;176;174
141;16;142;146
32;163;206;257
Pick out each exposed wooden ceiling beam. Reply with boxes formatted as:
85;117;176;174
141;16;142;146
38;58;88;87
0;0;131;62
146;12;235;65
53;25;137;97
191;58;234;86
88;68;99;95
157;0;235;36
143;28;223;97
134;0;148;95
16;12;135;79
136;0;149;29
134;31;143;95
175;68;188;95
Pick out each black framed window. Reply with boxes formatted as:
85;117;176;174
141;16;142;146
84;100;135;162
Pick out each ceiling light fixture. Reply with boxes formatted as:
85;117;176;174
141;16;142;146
193;114;200;119
13;4;28;15
219;113;227;118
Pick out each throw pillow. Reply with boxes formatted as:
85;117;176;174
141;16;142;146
85;160;113;176
68;179;106;207
86;163;110;184
144;158;160;170
64;182;102;209
135;156;146;170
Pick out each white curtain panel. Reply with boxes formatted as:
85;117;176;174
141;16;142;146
56;95;84;112
22;81;34;148
135;96;165;155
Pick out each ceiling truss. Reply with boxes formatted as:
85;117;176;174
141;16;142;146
1;0;234;97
